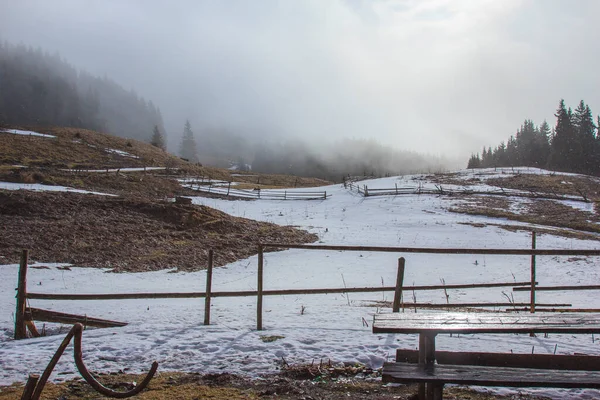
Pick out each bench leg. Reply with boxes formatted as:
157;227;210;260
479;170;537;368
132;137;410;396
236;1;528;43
432;383;444;400
418;333;437;400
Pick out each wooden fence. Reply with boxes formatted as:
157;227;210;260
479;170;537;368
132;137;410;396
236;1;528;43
14;236;600;339
184;182;330;200
344;181;588;203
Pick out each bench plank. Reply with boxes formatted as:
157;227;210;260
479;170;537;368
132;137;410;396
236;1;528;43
395;349;600;371
383;362;600;388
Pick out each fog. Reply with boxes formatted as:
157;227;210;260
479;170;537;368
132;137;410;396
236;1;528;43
2;0;600;163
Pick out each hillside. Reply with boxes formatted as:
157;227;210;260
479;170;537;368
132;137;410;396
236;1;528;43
0;126;327;269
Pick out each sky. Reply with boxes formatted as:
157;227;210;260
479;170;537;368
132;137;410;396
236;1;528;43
1;0;599;160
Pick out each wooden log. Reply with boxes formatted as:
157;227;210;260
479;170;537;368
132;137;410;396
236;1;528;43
261;243;600;256
257;245;264;331
15;250;29;340
204;249;213;325
27;307;127;328
25;320;41;338
392;257;405;312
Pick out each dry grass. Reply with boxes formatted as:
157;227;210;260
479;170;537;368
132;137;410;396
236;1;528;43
0;126;331;194
449;195;600;239
486;174;600;200
0;371;549;400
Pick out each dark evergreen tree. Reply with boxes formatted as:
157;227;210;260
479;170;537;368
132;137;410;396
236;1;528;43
0;41;165;140
179;120;199;162
150;125;166;150
467;153;481;169
548;99;577;171
533;120;551;167
572;101;597;174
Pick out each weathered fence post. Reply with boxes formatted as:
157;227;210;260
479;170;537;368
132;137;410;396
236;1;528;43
393;257;405;312
227;182;231;197
364;186;369;197
284;191;287;200
395;183;398;195
323;191;327;200
204;250;214;325
15;249;29;340
530;231;537;313
257;245;264;330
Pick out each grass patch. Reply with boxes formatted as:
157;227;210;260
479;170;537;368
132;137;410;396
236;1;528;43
450;195;600;239
259;335;285;343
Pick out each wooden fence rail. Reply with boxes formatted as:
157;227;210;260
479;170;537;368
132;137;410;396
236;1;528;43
14;235;600;336
26;281;535;301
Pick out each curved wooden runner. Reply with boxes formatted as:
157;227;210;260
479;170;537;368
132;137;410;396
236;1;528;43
21;323;158;400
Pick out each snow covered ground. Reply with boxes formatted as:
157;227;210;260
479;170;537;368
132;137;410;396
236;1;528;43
2;171;600;398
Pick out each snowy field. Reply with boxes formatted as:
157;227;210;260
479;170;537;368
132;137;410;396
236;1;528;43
2;170;600;398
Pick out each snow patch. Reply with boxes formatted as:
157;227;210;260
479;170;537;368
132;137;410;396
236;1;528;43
1;129;56;138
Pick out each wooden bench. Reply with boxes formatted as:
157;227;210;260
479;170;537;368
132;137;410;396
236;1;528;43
373;312;600;400
383;350;600;398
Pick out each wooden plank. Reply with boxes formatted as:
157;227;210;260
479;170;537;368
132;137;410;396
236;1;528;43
28;307;127;328
373;312;600;334
262;243;600;256
395;349;600;371
382;362;600;388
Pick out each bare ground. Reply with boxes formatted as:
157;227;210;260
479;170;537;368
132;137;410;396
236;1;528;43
447;195;600;239
0;190;317;272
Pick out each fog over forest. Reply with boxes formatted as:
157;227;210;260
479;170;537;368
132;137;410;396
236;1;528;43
1;1;600;178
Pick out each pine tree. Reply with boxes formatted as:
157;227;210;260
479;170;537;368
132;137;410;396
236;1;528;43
179;120;199;162
150;125;166;150
549;99;577;171
573;101;597;174
532;120;551;168
467;153;481;169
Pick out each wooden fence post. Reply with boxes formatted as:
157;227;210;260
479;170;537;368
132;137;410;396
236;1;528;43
227;182;231;197
204;250;214;325
364;186;369;197
323;191;327;200
257;245;264;330
395;183;398;195
393;257;406;312
15;249;29;340
530;231;536;313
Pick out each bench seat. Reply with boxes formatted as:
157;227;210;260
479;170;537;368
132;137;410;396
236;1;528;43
383;362;600;389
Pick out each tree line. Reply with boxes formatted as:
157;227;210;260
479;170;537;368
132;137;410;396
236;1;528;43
0;41;166;144
468;99;600;175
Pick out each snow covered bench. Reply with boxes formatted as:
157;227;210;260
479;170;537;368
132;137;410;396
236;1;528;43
383;350;600;399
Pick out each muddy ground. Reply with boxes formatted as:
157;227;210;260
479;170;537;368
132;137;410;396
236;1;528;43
0;190;317;272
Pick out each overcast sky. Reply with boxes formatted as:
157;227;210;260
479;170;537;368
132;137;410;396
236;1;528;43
1;0;599;159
